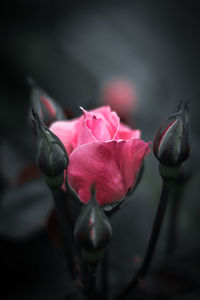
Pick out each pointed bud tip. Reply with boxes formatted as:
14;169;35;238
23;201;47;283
177;100;184;112
32;111;68;177
74;190;112;253
27;76;37;87
184;101;191;111
31;108;38;121
153;101;190;166
29;79;66;126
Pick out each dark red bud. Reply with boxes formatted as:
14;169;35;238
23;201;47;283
74;188;112;252
153;101;190;166
29;78;66;126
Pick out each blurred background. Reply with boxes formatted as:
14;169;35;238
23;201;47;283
0;1;199;299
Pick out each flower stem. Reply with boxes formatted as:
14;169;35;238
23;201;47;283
102;249;108;299
166;183;184;256
87;265;97;300
138;181;170;277
117;180;170;299
52;188;76;279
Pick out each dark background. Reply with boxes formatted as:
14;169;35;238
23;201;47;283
0;1;200;299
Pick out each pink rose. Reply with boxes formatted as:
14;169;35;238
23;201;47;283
50;106;150;206
101;79;138;122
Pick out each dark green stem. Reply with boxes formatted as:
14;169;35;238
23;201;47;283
102;249;108;299
52;188;76;279
87;265;97;300
166;183;184;256
138;181;170;277
117;180;170;299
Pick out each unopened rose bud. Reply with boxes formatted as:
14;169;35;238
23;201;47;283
74;188;112;264
29;78;65;126
153;101;190;166
32;110;68;184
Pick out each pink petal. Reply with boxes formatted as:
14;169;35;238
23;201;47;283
78;108;111;142
68;142;126;206
67;139;150;206
88;106;112;116
116;122;141;140
49;120;78;154
81;106;119;139
76;116;98;146
115;139;151;192
86;116;112;141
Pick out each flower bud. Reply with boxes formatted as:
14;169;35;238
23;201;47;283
32;110;68;178
153;101;190;166
74;188;112;264
29;78;65;126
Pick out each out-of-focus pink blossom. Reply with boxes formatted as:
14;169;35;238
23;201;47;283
101;79;138;124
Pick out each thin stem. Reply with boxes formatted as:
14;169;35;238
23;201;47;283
87;265;97;300
65;174;84;206
117;180;170;300
52;188;76;279
139;181;170;277
166;183;183;256
102;249;108;299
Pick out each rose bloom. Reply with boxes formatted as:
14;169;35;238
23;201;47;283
101;79;138;123
50;106;150;206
